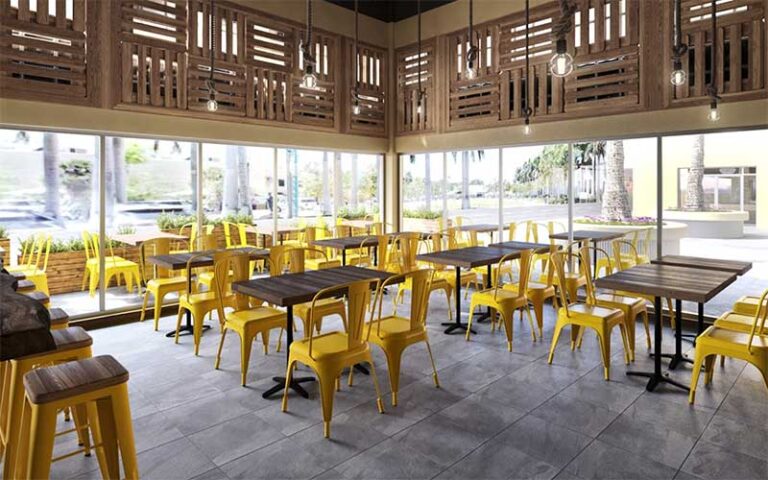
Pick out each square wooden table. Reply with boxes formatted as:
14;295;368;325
147;248;269;338
233;266;398;399
457;224;501;243
416;246;539;335
247;225;304;246
595;263;737;392
311;235;379;265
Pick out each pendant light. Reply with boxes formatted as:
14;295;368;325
465;0;479;80
670;0;688;86
523;0;532;135
707;0;721;121
205;0;218;112
416;0;425;115
351;0;361;115
301;0;317;89
550;0;575;77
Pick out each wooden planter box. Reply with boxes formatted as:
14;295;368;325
0;238;9;267
20;245;141;295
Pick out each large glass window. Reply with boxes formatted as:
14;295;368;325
662;130;767;316
0;129;100;316
445;149;499;233
401;153;444;232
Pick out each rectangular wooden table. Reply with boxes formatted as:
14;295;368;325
147;248;269;337
247;225;304;245
457;224;501;243
233;266;397;399
488;241;552;253
111;231;187;246
550;230;628;274
311;235;379;265
416;246;539;335
595;263;737;392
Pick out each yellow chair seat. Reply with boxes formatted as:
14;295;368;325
504;281;551;294
225;306;286;330
290;332;368;360
596;293;645;308
503;281;557;339
180;291;217;305
305;258;342;270
147;276;187;288
733;295;765;316
366;316;413;338
567;303;625;320
698;327;768;348
472;287;525;305
294;297;347;334
714;311;761;333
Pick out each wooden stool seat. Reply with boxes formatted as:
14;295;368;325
10;271;25;280
17;279;35;292
24;290;49;304
51;326;93;351
23;355;129;405
49;307;70;329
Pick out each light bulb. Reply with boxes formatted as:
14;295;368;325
523;123;532;136
670;69;687;86
708;102;720;122
352;100;361;115
302;72;317;89
465;64;477;79
550;39;574;77
416;101;423;115
206;98;218;112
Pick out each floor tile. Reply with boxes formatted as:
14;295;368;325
565;439;677;480
494;415;592;468
680;440;768;480
188;412;286;466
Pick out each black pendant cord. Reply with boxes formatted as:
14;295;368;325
468;0;473;46
354;0;359;100
708;0;718;99
672;0;686;57
208;0;215;90
524;0;531;123
417;0;422;98
305;0;313;64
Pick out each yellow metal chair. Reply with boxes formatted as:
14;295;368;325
175;250;226;355
503;245;558;339
304;227;343;270
84;233;141;297
282;279;386;438
547;249;630;380
439;229;482;297
222;221;249;248
733;294;766;316
396;233;453;321
291;247;347;335
466;250;536;351
577;245;650;361
596;230;640;277
365;269;440;406
174;222;214;253
15;356;138;480
139;238;187;331
195;233;226;291
689;289;768;404
213;250;287;386
6;234;51;295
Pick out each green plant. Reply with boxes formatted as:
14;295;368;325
156;212;201;231
116;225;136;235
336;206;369;220
403;208;442;220
59;159;92;188
211;213;255;226
0;225;8;239
125;143;148;165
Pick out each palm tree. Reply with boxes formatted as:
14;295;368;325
350;153;359;210
113;137;127;203
601;140;631;220
236;146;251;214
461;151;471;210
42;133;60;219
223;145;239;215
583;141;606;201
333;152;343;214
321;152;331;215
190;143;198;212
424;153;432;211
685;135;705;211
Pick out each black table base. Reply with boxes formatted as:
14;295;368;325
262;375;314;399
443;267;476;335
165;323;211;338
625;296;689;392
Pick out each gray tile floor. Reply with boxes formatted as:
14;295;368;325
42;293;768;480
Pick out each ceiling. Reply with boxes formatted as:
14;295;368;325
325;0;457;23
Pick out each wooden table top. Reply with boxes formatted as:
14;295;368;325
652;255;753;276
416;246;536;269
594;263;737;303
148;248;269;270
343;220;377;229
488;241;552;253
549;230;627;242
456;224;500;233
232;266;396;307
247;225;304;236
112;231;187;246
312;235;380;250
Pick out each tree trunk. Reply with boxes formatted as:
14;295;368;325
333;152;343;215
190;143;198;212
42;133;60;219
286;149;296;218
103;137;116;224
350;153;359;209
601;140;631;220
112;137;127;203
425;153;432;211
236;146;251;214
223;145;238;215
461;151;471;210
685;135;705;211
321;152;331;215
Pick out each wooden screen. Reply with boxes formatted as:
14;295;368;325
564;0;641;113
673;0;765;101
497;3;562;123
447;23;500;130
292;31;337;128
0;0;89;103
396;39;435;134
346;39;386;136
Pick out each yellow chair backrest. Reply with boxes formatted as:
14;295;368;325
222;221;248;248
611;239;638;270
641;227;653;260
212;249;254;317
746;288;768;353
425;233;444;254
507;222;517;241
580;245;611;304
528;222;551;245
139;237;173;283
33;234;51;271
442;227;461;250
334;224;352;238
306;279;376;358
180;222;214;250
551;249;586;315
374;269;434;334
393;233;420;273
370;222;383;236
492;250;533;299
90;233;118;264
81;231;94;262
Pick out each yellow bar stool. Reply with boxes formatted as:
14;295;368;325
1;327;93;480
15;355;138;480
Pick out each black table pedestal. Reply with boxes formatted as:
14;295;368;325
165;308;211;338
442;267;476;335
262;305;316;398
